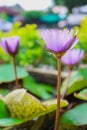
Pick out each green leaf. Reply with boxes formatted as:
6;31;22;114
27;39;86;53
38;83;55;93
0;100;10;119
74;88;87;101
4;89;68;120
0;118;24;127
0;89;9;96
61;68;87;96
60;103;87;126
0;64;28;83
23;77;55;100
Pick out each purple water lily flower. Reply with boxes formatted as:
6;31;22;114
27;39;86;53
40;29;78;58
1;36;20;56
61;49;84;66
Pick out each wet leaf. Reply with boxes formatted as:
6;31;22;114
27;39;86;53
74;88;87;101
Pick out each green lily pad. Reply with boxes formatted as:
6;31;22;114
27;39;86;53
61;68;87;96
0;118;24;127
0;64;28;83
4;89;68;120
74;88;87;101
0;100;10;119
60;103;87;126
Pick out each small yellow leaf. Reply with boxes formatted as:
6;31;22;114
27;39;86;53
60;99;69;108
74;93;87;101
43;99;68;109
74;88;87;101
41;99;68;115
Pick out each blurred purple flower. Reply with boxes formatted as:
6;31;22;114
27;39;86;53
61;49;84;66
40;29;78;57
1;36;20;56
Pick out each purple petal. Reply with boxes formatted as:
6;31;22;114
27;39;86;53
61;49;84;65
39;29;79;55
40;29;60;52
1;36;20;54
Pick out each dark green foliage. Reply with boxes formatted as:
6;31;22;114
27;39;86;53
65;0;87;11
54;0;87;11
54;0;65;5
23;11;46;22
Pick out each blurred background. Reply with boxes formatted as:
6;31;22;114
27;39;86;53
0;0;87;30
0;0;87;69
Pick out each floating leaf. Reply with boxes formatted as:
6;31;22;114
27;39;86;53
0;64;28;83
60;103;87;126
61;68;87;96
74;88;87;101
0;100;10;119
0;118;24;127
4;89;68;121
23;77;55;100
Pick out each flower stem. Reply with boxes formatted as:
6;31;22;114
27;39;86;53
54;57;61;130
12;56;19;89
61;67;73;99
